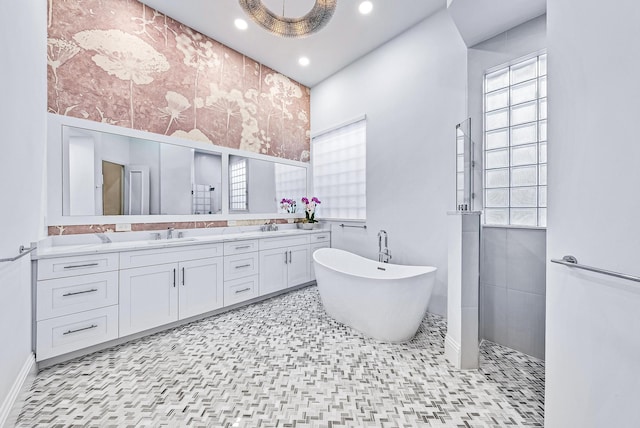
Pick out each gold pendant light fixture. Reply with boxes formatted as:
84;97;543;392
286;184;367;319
238;0;337;38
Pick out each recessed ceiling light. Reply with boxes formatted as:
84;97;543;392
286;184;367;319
359;1;373;15
298;57;310;67
234;18;248;30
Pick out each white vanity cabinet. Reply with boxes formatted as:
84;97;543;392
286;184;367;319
223;239;259;305
259;235;311;295
35;229;330;363
36;253;120;361
119;244;224;336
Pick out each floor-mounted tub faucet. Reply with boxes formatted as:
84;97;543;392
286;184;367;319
378;230;392;263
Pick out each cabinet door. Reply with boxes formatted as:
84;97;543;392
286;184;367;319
119;264;178;336
259;248;288;296
178;257;224;319
287;245;311;287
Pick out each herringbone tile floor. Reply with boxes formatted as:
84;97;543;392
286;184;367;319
16;286;544;427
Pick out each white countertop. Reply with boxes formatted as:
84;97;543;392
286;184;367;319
35;228;329;259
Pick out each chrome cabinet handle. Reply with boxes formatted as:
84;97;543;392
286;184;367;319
173;268;176;287
284;251;288;264
289;251;292;263
62;288;98;297
235;264;251;269
182;267;185;285
316;236;326;240
235;245;251;250
235;287;251;294
63;262;99;269
63;324;97;335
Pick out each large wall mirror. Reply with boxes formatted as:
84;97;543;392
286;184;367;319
48;115;309;224
229;156;307;214
63;125;222;216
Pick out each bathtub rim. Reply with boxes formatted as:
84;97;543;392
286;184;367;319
313;247;437;280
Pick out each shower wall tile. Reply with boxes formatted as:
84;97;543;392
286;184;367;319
481;283;508;345
481;227;508;287
506;228;546;295
481;227;546;360
507;289;546;360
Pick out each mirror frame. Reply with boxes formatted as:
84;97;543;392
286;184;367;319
47;113;309;226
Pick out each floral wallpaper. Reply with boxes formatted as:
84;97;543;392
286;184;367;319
47;0;311;162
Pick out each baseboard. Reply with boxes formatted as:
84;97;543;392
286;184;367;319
444;334;462;368
0;353;36;428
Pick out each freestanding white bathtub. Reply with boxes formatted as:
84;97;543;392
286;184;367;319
313;248;437;342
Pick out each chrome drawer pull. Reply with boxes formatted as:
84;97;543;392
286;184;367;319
63;262;99;269
63;324;98;335
235;287;251;294
235;264;251;269
62;288;98;297
316;236;326;239
235;245;251;250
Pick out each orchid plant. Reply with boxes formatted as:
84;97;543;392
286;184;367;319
301;197;321;223
280;198;296;213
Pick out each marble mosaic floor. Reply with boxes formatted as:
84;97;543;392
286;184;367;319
16;286;544;427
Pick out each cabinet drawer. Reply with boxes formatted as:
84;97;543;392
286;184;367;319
224;252;259;281
37;253;119;280
37;271;118;321
224;239;259;256
310;232;331;244
259;235;309;251
36;305;118;361
224;275;259;306
120;243;223;269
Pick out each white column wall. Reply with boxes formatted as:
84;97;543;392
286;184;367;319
546;0;640;426
0;0;47;421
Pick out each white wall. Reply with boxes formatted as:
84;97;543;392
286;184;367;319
467;16;547;360
311;10;467;316
0;0;47;422
546;0;640;426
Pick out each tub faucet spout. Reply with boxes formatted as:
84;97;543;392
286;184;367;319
378;230;391;263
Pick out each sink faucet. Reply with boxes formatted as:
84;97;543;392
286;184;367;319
167;227;175;239
378;230;391;263
260;221;278;232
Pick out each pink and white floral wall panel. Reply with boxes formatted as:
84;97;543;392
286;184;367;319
47;0;311;162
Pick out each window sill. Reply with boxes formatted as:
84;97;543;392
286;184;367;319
482;224;546;231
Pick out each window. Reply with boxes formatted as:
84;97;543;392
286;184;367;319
229;156;247;211
312;118;366;220
484;53;547;227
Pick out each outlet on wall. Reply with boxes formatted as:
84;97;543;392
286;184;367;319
227;220;237;226
115;223;131;232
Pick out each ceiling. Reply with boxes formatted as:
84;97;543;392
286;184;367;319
139;0;446;87
447;0;547;47
139;0;547;88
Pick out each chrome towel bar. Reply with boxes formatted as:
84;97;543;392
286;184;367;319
339;224;367;229
551;255;640;283
0;245;36;263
